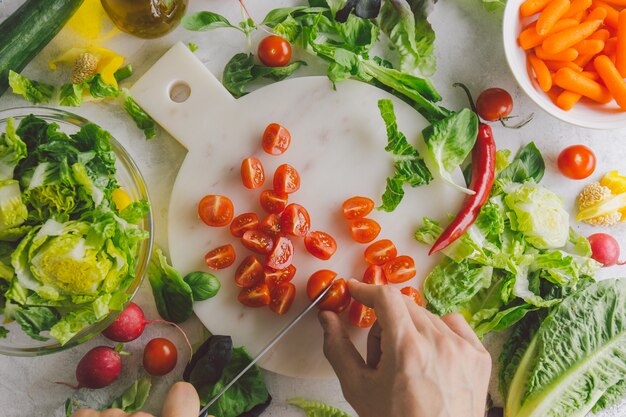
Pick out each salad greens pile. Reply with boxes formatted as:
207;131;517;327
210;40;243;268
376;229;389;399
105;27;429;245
65;377;152;416
0;116;149;344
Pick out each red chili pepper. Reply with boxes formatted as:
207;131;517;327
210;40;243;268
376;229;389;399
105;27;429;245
429;85;497;255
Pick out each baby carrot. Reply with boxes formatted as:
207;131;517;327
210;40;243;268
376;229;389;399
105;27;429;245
605;37;617;54
529;54;554;91
585;5;608;21
553;67;613;102
564;0;592;18
545;60;584;70
519;19;579;49
594;54;626;109
589;28;610;41
537;0;572;35
574;53;596;66
521;0;552;17
542;20;604;54
536;45;580;60
616;10;626;76
573;39;605;54
556;90;583;109
547;86;565;104
598;0;626;6
592;0;619;27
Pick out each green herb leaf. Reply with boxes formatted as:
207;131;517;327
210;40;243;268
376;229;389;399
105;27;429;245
123;95;157;140
108;377;152;412
147;247;194;323
188;42;199;53
251;61;307;81
14;305;60;341
114;65;134;83
59;83;84;107
498;142;545;184
8;71;55;104
288;397;351;417
183;271;221;301
183;11;236;31
86;74;119;99
0;326;8;338
184;335;233;398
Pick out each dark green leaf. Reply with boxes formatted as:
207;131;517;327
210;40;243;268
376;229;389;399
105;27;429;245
498;142;545;183
336;0;382;21
14;306;60;341
108;377;152;412
8;71;55;105
114;65;134;83
183;271;221;301
184;335;233;399
59;83;84;107
222;53;255;98
147;248;194;323
379;175;405;212
64;398;73;417
0;326;8;338
251;61;307;81
123;96;157;140
182;11;236;31
86;74;119;99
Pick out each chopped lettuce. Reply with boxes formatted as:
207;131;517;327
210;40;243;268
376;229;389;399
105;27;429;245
123;94;157;140
8;71;55;105
147;247;194;323
0;118;27;181
288;398;351;417
108;377;152;412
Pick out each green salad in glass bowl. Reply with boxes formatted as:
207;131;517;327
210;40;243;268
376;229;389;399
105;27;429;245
0;107;152;356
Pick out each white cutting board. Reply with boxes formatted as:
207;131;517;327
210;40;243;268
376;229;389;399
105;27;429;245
131;42;464;379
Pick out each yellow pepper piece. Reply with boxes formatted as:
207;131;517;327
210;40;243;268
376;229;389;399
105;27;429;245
66;0;107;41
600;171;626;194
576;192;626;222
112;189;132;211
49;46;125;89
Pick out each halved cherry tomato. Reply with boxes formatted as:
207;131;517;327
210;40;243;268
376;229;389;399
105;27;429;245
557;145;596;180
260;189;288;213
306;270;337;300
362;264;387;285
204;244;236;269
269;282;296;315
258;213;282;236
349;301;376;328
258;35;292;67
234;255;264;288
304;231;337;260
400;286;423;306
198;195;234;227
349;218;381;244
262;123;291;155
317;278;351;313
230;213;259;238
280;204;310;237
364;239;397;266
241;230;274;254
264;264;296;287
384;255;416;283
342;196;375;220
240;157;265;189
237;284;271;307
273;164;300;194
267;236;294;270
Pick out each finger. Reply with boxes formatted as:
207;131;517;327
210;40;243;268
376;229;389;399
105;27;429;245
441;313;484;351
162;382;200;417
102;410;128;417
319;310;367;381
71;410;101;417
366;322;382;368
401;296;441;338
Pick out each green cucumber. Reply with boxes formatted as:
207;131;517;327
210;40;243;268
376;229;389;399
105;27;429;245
0;0;85;96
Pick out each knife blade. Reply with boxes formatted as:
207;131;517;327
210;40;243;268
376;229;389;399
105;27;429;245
198;280;336;416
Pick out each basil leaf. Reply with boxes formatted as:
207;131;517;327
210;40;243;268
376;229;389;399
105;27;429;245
123;95;157;140
147;248;194;323
59;83;84;107
108;377;152;412
14;305;60;341
8;71;55;105
498;142;545;184
183;271;221;301
183;11;236;31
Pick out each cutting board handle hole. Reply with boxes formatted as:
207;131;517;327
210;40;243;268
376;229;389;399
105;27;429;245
169;81;191;103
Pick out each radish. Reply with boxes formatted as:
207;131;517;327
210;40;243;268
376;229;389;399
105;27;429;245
587;233;626;266
58;346;123;389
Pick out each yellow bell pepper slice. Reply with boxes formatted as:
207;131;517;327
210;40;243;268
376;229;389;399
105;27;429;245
112;189;132;211
600;171;626;194
576;192;626;222
49;46;125;89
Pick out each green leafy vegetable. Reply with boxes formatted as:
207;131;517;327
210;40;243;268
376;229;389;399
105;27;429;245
0;118;27;181
183;271;221;301
0;326;7;338
188;42;199;53
14;305;59;341
336;0;382;20
498;142;545;184
58;83;84;107
147;247;193;323
184;335;233;398
288;398;351;417
114;64;134;83
86;74;119;99
108;377;152;412
8;70;55;104
123;94;157;140
183;11;238;31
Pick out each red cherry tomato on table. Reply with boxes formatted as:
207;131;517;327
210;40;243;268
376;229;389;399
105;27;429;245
143;338;177;376
204;244;236;269
280;204;311;237
342;196;375;220
267;236;294;270
262;123;291;155
384;255;416;283
273;164;300;194
260;190;288;214
230;213;259;238
364;239;397;266
235;255;265;288
476;88;513;121
241;157;265;189
349;301;376;328
238;284;271;307
242;230;274;255
258;213;282;236
362;264;387;285
258;35;292;67
349;218;381;244
317;278;351;313
198;195;234;227
269;282;296;315
264;264;296;288
305;231;337;260
306;270;337;300
400;286;424;306
557;145;596;180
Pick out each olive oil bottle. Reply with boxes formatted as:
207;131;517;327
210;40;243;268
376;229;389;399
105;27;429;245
100;0;187;39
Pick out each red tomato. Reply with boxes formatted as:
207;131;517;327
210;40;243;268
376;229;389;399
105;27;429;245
273;164;300;194
476;88;513;121
280;204;311;237
241;230;274;254
234;255;265;288
240;157;265;189
267;236;294;270
349;218;381;244
237;284;271;307
342;196;375;220
348;301;376;328
264;264;296;288
262;123;291;155
318;278;351;313
259;189;288;213
557;145;596;180
384;255;415;283
198;195;234;227
230;213;259;238
204;244;236;269
304;231;337;260
258;35;292;67
258;213;282;236
364;239;397;266
306;270;337;300
400;286;423;306
269;282;296;315
362;264;387;285
143;338;177;376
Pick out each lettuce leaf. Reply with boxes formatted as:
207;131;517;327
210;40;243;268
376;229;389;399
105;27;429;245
147;247;193;323
288;398;351;417
123;95;157;140
8;71;55;105
108;377;152;412
0;118;27;181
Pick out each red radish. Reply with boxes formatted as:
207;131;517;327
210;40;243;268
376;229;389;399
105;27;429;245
57;346;123;389
588;233;626;266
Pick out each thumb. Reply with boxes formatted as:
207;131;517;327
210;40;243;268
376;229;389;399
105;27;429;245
319;311;367;382
161;382;200;417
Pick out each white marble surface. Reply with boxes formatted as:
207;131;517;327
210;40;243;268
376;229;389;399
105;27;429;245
0;0;626;416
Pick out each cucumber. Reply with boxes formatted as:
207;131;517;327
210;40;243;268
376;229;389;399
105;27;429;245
0;0;84;96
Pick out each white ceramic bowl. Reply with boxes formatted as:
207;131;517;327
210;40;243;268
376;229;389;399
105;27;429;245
503;0;626;129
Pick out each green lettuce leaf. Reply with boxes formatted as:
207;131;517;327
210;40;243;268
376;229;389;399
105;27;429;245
118;199;150;223
0;118;27;181
288;397;351;417
108;377;152;412
0;326;8;338
14;305;60;341
147;247;193;323
86;74;119;99
8;71;55;104
59;83;84;107
123;95;157;140
0;180;28;234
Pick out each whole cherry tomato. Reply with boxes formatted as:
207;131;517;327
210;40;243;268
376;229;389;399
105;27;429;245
204;244;236;269
237;284;271;307
241;157;265;189
476;88;513;121
198;195;234;227
262;123;291;155
304;231;337;260
348;301;376;328
267;236;294;270
384;255;416;283
235;255;265;288
260;190;288;214
342;196;375;219
364;239;397;266
349;218;381;243
258;35;292;67
269;282;296;315
230;213;259;238
557;145;596;180
273;164;300;194
242;230;274;255
143;338;177;376
280;204;311;237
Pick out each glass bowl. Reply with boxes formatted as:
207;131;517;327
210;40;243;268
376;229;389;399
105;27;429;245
0;106;153;356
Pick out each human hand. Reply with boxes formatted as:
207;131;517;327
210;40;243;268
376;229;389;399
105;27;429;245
71;381;207;417
319;280;492;417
